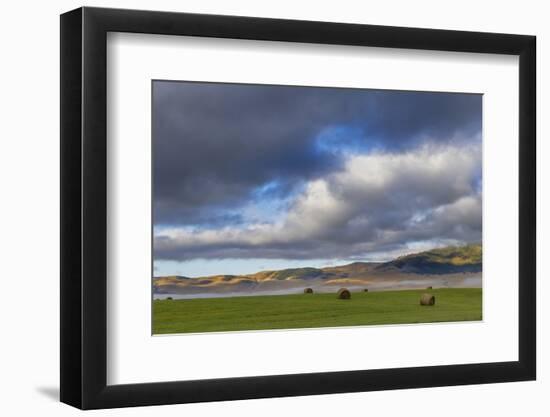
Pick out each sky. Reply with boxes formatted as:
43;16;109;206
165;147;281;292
153;81;482;277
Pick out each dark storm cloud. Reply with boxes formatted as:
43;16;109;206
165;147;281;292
153;81;481;227
154;144;482;261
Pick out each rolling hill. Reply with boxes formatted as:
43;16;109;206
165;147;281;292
377;244;482;274
153;243;482;295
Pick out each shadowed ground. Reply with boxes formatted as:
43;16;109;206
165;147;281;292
153;288;482;334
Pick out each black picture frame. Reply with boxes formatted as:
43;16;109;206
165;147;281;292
60;6;536;410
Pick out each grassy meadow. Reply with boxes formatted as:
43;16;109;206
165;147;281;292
153;288;482;334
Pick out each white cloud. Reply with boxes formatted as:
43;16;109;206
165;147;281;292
155;143;482;260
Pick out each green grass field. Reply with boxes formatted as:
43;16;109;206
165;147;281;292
153;288;482;334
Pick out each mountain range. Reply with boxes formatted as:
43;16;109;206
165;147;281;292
153;243;482;296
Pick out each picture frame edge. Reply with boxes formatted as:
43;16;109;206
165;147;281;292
60;6;537;410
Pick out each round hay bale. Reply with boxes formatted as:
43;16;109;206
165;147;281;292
337;288;351;300
420;293;435;306
304;287;313;294
426;286;433;290
363;288;369;292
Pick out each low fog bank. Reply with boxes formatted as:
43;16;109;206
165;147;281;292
154;273;481;300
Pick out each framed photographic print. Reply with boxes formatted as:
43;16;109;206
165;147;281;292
60;6;536;409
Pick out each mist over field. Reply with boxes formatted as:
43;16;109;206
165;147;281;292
154;244;482;299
